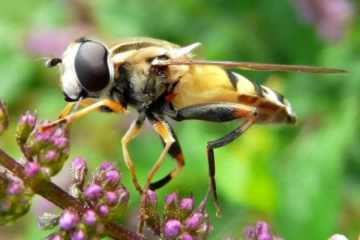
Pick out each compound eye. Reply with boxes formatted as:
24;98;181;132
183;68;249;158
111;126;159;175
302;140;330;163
74;41;110;92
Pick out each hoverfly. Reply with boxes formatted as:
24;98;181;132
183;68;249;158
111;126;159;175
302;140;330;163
44;37;345;212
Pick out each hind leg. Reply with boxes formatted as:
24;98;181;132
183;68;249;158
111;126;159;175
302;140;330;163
168;103;258;214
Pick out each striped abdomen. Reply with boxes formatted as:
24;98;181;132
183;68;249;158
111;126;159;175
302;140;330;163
171;65;296;124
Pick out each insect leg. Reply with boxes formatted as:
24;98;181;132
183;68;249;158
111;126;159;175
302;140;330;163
58;103;76;119
42;99;126;129
138;114;178;233
147;114;185;190
57;98;97;119
144;114;175;190
207;116;256;215
121;114;145;194
168;103;257;214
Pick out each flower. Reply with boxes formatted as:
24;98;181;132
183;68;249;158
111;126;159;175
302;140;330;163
48;159;130;239
293;0;353;41
329;234;349;240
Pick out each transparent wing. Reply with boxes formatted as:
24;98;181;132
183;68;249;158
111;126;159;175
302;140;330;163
154;59;347;74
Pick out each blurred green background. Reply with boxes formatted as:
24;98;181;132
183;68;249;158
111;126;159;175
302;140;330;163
0;0;359;239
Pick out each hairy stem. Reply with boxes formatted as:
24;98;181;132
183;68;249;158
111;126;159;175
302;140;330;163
0;148;143;240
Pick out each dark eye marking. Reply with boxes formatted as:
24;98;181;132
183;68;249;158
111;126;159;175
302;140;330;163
75;41;110;92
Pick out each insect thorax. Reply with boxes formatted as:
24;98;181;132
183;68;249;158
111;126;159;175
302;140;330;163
110;63;170;111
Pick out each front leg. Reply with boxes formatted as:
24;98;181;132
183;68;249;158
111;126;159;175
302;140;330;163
58;98;98;119
42;99;126;130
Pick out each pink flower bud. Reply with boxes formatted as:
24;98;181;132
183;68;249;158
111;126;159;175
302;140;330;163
105;191;119;205
180;233;193;240
59;210;79;230
180;197;194;211
98;205;109;217
84;184;102;201
185;212;204;230
24;162;41;177
16;111;37;145
44;150;58;162
100;162;115;171
72;157;87;171
165;192;178;205
83;209;97;225
164;219;182;238
71;229;86;240
7;181;24;195
104;170;121;185
53;137;68;149
145;190;157;206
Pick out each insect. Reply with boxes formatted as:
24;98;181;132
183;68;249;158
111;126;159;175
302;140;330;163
44;37;345;212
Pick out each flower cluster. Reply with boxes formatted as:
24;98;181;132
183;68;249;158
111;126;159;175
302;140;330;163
0;172;33;224
144;191;212;240
16;112;70;177
293;0;353;41
44;158;129;239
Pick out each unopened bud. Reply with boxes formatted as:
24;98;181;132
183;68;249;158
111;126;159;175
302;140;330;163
164;192;179;219
83;209;97;226
98;205;109;217
59;210;79;230
99;162;115;171
104;169;121;187
71;229;86;240
180;233;193;240
0;101;9;135
145;190;157;207
164;219;181;238
184;212;204;230
6;181;24;195
72;157;87;187
180;197;194;211
16;112;37;145
84;184;103;201
47;233;64;240
24;162;41;177
105;191;119;206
